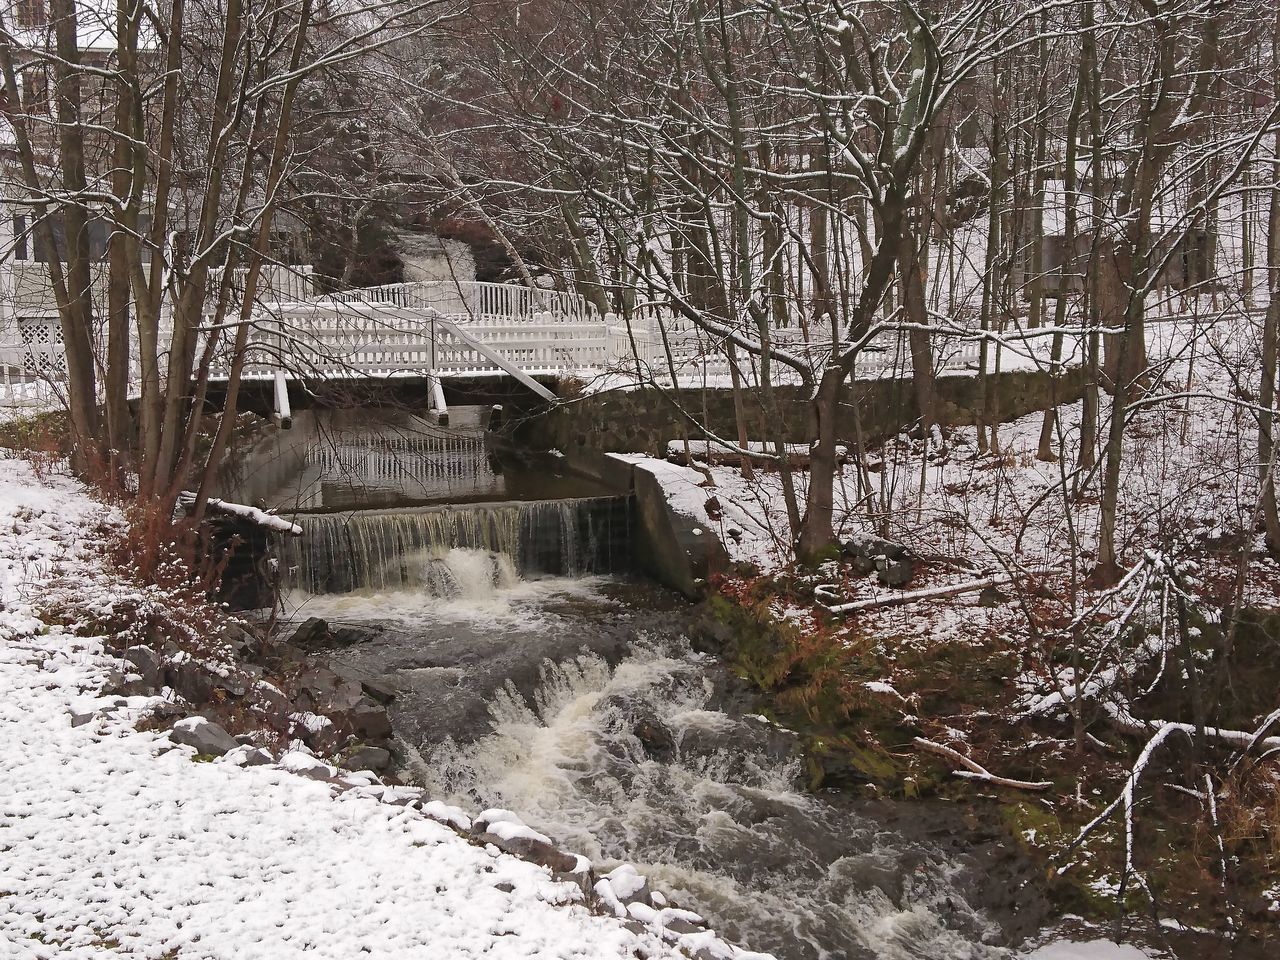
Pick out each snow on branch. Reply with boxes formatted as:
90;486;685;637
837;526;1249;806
177;493;302;536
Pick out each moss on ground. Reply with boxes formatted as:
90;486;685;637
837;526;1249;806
698;575;1280;943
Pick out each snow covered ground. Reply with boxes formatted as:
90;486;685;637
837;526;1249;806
0;457;753;960
626;304;1280;602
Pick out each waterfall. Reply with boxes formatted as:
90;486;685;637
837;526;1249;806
285;496;631;594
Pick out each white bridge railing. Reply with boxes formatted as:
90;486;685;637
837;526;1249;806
326;280;598;321
3;274;1074;416
223;298;1003;388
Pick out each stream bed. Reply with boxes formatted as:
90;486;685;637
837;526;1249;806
285;573;1055;960
256;406;1226;960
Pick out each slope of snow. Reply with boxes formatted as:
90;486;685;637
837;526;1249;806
0;457;701;960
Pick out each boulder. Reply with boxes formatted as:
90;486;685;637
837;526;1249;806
244;688;292;739
977;584;1007;607
633;718;675;762
340;744;392;773
288;617;330;649
296;666;365;714
269;642;308;667
279;750;337;781
487;834;579;874
661;916;704;937
123;646;163;689
70;695;124;727
166;657;216;704
217;673;249;698
875;555;915;588
842;535;917;587
100;668;139;698
333;700;393;740
219;744;274;767
330;663;398;704
294;712;346;756
170;716;239;756
327;624;380;648
379;785;425;806
603;864;648;903
222;624;261;656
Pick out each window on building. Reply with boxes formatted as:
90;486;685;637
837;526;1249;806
20;66;48;109
16;0;46;29
12;215;29;261
17;213;153;264
32;215;67;263
269;230;305;265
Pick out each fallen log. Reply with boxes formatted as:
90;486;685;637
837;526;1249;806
177;493;303;536
817;569;1059;614
913;737;1053;792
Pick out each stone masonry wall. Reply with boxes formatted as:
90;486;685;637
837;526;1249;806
516;369;1087;457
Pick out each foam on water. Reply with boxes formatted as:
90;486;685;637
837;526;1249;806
282;550;617;631
419;643;1009;960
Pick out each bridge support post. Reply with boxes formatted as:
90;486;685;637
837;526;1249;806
272;369;292;430
426;371;448;426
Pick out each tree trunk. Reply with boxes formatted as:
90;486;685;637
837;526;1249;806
1038;50;1087;461
1076;0;1104;474
899;226;936;439
977;80;1006;454
797;368;844;561
192;0;315;519
104;0;142;465
1261;130;1280;553
1093;239;1135;581
50;0;101;470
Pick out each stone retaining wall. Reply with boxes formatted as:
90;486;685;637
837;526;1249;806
517;369;1086;457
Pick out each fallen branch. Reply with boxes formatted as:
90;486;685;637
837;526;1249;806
177;493;303;536
913;737;1053;791
818;568;1059;614
1106;702;1280;755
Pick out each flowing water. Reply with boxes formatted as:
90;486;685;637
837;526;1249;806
284;497;631;593
285;570;1052;960
264;406;1186;960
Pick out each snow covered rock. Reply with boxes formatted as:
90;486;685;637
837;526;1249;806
474;809;582;875
604;864;648;901
841;535;916;587
122;644;163;689
421;800;472;831
170;716;239;756
279;749;338;781
69;694;126;727
595;865;654;918
217;744;274;767
378;785;425;806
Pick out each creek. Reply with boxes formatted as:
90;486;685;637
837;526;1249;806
240;406;1169;960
